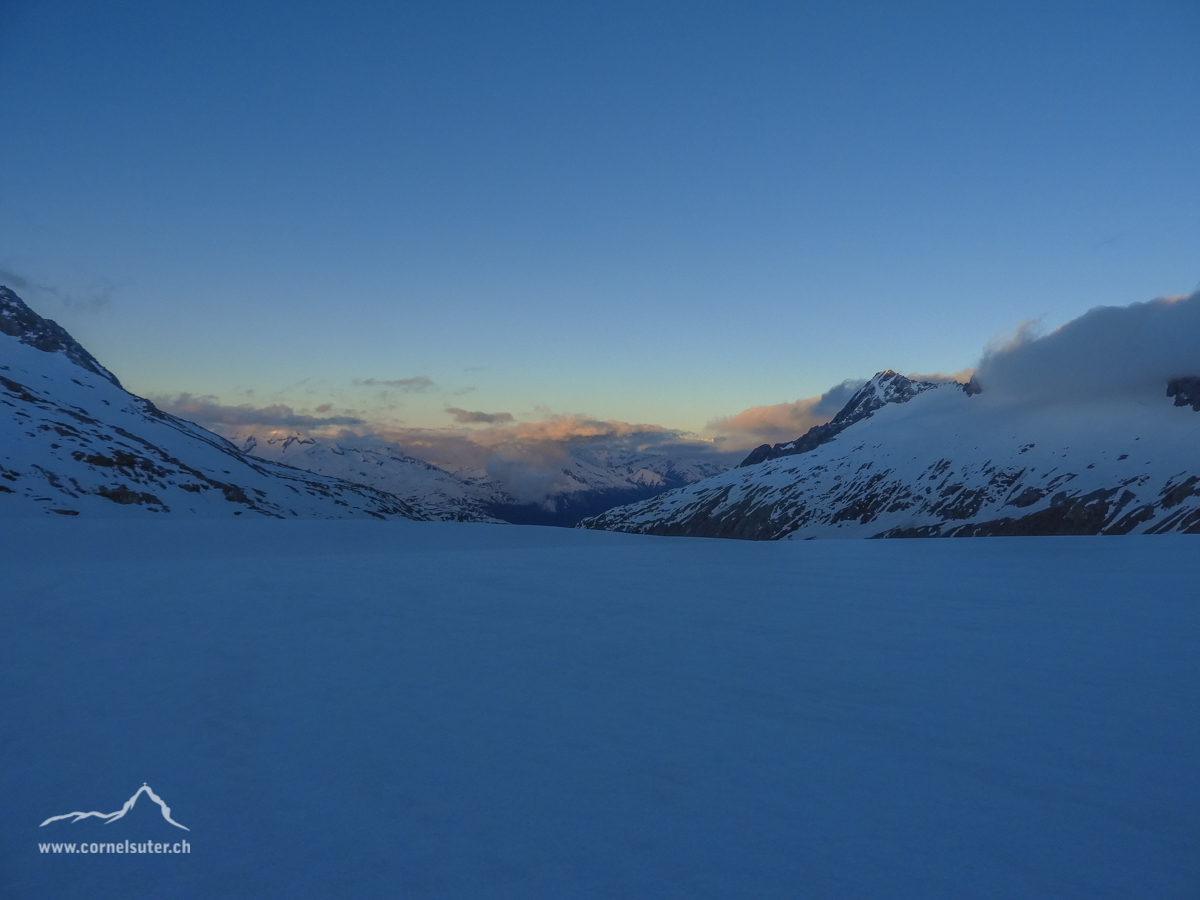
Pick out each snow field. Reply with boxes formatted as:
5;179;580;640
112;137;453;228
2;520;1197;898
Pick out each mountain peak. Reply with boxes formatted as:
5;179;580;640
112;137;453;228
825;371;939;429
0;286;122;387
738;370;946;468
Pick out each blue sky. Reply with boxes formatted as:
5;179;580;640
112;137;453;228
1;0;1197;435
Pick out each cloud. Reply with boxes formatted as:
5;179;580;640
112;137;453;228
446;408;514;424
971;291;1200;403
369;414;695;473
394;415;730;503
0;267;114;312
273;413;735;504
703;379;867;451
906;368;975;384
180;390;735;504
354;376;435;392
153;394;366;428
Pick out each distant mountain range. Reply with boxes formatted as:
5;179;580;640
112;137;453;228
0;286;726;524
11;282;1195;536
228;430;729;527
581;370;1200;537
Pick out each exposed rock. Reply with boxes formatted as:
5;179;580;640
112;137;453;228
1167;376;1200;411
0;286;122;386
95;484;166;507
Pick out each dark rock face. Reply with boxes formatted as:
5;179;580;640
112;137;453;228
1167;376;1200;411
739;371;952;468
95;484;166;507
0;286;122;387
878;488;1129;537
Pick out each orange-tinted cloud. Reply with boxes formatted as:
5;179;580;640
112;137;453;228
702;379;867;451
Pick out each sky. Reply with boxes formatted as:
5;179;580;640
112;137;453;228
1;0;1198;446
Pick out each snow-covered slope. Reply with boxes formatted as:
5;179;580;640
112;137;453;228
233;433;508;523
739;370;944;467
582;371;1200;538
0;287;426;520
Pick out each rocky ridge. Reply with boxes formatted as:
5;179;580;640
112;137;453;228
739;371;945;467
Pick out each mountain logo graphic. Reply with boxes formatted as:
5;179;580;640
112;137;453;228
40;784;189;831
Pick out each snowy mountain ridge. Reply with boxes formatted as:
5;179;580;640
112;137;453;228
0;287;427;520
581;371;1200;538
739;371;947;467
0;288;122;387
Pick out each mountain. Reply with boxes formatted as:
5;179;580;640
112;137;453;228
232;433;508;523
228;430;732;527
480;443;730;527
739;371;945;467
580;370;1200;538
0;286;426;520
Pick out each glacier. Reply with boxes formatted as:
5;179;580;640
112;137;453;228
3;518;1197;898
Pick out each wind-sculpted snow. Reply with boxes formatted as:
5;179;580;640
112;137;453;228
0;288;425;520
582;380;1200;538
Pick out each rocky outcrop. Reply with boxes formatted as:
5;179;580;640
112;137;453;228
0;286;122;387
1167;376;1200;411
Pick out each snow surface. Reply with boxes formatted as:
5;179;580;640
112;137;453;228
3;519;1197;898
